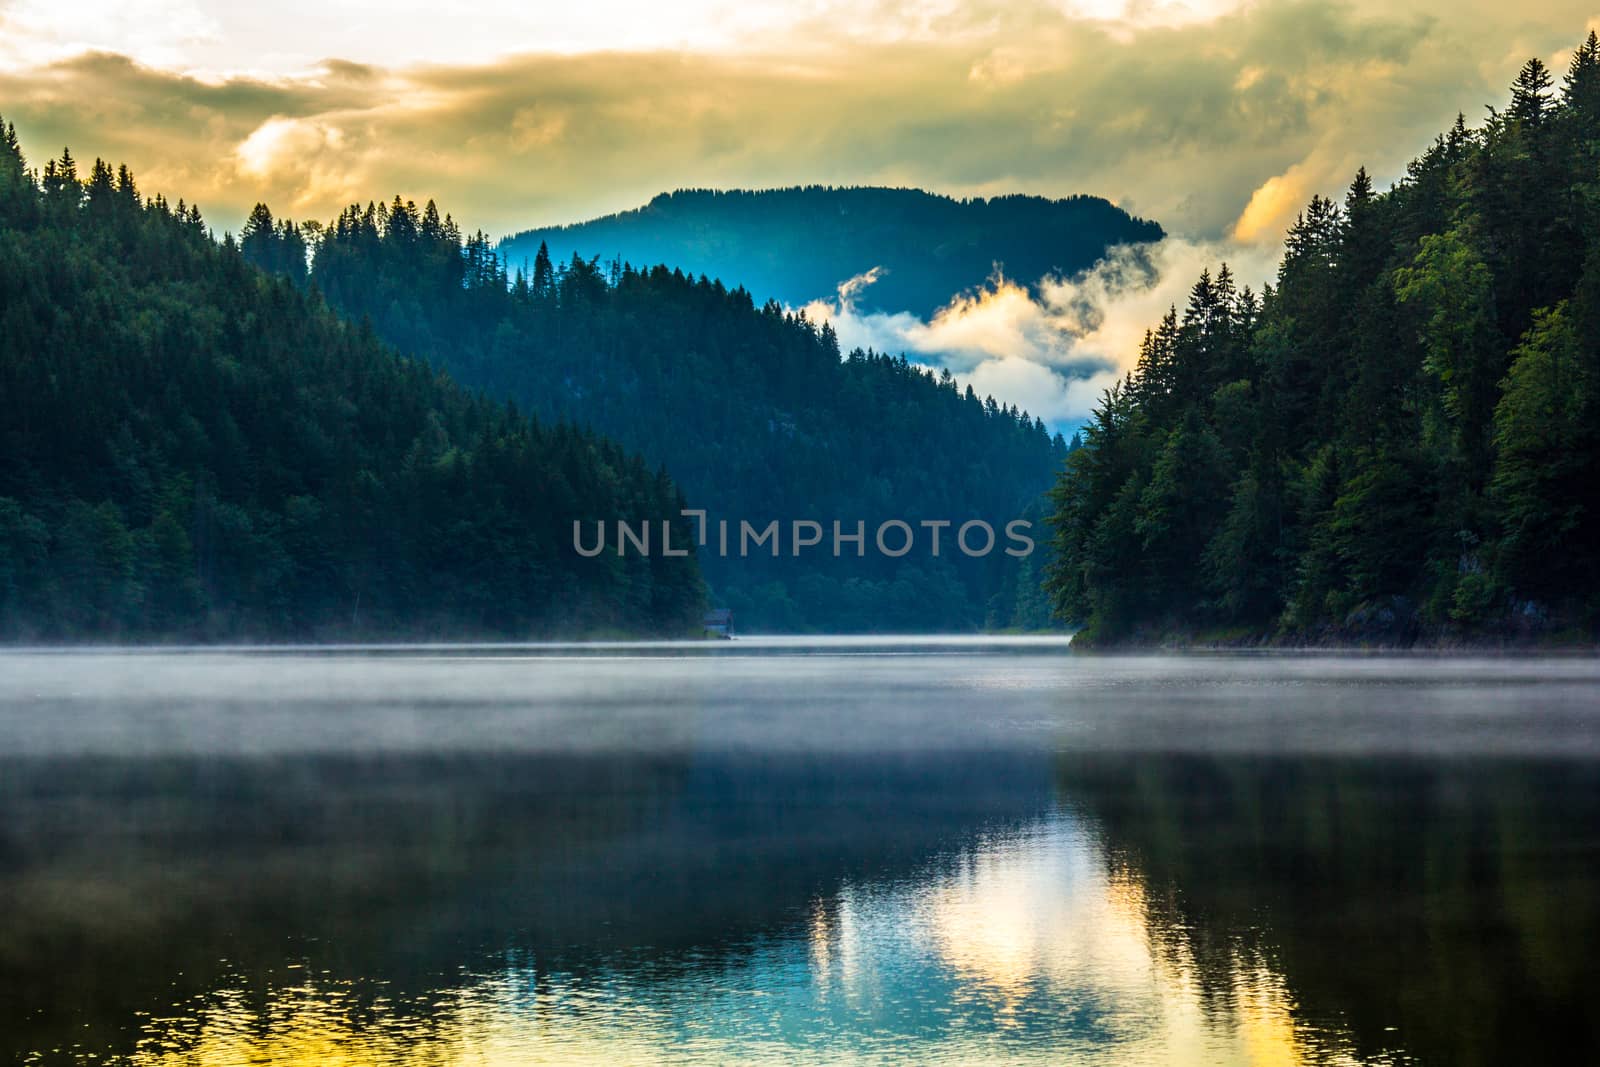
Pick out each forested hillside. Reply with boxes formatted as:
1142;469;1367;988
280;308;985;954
1046;36;1600;645
500;187;1163;317
240;196;1071;631
0;124;704;640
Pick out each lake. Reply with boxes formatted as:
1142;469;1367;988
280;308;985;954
3;638;1598;1065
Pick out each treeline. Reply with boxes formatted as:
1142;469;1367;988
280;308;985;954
500;185;1164;317
240;195;1070;630
0;124;704;640
1046;35;1600;645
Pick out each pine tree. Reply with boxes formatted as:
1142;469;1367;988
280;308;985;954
1564;30;1600;109
1510;58;1554;127
240;203;277;272
41;148;80;206
0;118;29;202
532;240;554;297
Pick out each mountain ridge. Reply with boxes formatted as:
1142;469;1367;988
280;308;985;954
500;185;1163;319
241;190;1082;631
0;122;705;641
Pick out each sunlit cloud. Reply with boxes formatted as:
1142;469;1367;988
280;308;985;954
1232;167;1309;244
0;0;1592;425
3;0;1586;242
1062;0;1248;32
235;116;338;177
800;235;1283;427
0;0;220;72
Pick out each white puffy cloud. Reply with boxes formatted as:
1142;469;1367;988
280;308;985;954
800;236;1284;428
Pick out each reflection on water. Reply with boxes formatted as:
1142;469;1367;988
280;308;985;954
2;644;1598;1065
103;813;1351;1067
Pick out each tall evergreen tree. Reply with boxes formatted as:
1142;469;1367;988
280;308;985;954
1046;32;1600;644
1510;57;1555;128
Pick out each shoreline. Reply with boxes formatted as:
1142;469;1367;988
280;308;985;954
1070;628;1600;654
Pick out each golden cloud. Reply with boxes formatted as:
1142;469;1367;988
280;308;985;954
3;0;1579;243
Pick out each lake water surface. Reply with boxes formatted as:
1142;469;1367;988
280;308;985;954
3;638;1598;1065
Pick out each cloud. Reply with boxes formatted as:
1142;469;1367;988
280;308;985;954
0;0;1586;243
0;0;1591;432
1232;166;1313;244
0;0;219;71
801;267;1117;380
800;235;1285;428
235;116;338;177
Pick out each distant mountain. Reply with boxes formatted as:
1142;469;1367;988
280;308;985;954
246;195;1074;632
500;187;1164;318
0;125;704;640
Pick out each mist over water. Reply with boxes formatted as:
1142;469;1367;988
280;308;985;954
3;640;1598;1064
6;639;1599;759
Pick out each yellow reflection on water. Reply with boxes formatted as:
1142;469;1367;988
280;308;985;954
126;814;1373;1067
1231;961;1311;1067
129;977;698;1067
806;816;1370;1067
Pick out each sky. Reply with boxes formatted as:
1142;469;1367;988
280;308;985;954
1;0;1594;424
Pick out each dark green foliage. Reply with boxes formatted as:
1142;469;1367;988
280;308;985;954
1046;36;1600;642
0;130;704;640
289;196;1071;631
239;202;308;286
1489;303;1590;602
501;186;1163;318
